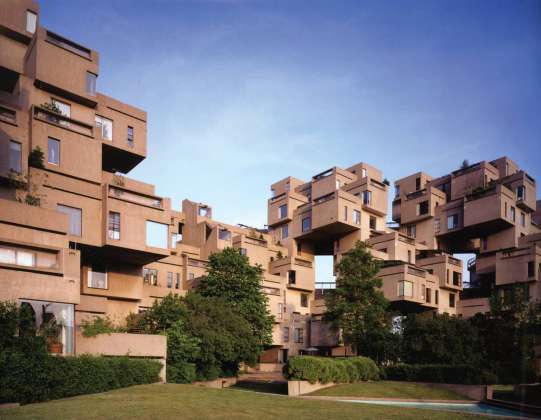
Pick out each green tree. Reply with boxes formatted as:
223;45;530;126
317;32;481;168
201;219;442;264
197;248;274;349
323;241;391;363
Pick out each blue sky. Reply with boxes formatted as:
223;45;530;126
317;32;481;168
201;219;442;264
41;0;541;282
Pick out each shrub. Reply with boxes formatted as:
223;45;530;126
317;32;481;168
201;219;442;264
0;351;162;404
383;364;498;385
80;316;125;337
284;356;380;384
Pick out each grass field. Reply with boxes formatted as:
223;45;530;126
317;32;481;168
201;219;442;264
0;383;483;420
308;381;471;400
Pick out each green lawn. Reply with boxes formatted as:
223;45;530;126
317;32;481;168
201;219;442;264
308;381;471;400
0;383;483;420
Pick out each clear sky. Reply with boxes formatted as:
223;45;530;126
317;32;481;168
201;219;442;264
41;0;541;283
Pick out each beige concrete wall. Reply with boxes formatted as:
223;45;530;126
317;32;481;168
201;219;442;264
288;380;336;396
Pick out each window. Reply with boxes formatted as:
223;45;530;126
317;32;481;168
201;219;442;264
57;204;82;236
447;214;459;230
108;211;120;240
395;185;400;197
362;190;372;205
9;141;21;173
86;72;96;96
418;200;429;216
88;263;107;289
175;273;181;289
143;268;158;286
281;225;289;239
407;250;412;264
481;237;488;251
146;221;168;249
283;327;289;342
415;177;421;191
167;272;173;288
301;294;308;307
218;228;231;241
127;126;134;148
517;186;526;201
239;248;247;256
52;99;70;118
0;106;16;122
453;272;462;286
288;270;296;284
344;206;348;221
520;212;526;227
95;115;113;140
528;261;535;278
47;137;60;165
435;290;439;305
504;202;508;219
407;225;416;238
302;217;311;232
336;179;341;189
198;206;210;217
446;269;449;284
294;328;304;344
278;204;287;219
426;288;431;303
26;10;37;33
449;293;456;308
188;273;194;280
398;281;413;297
361;168;367;178
277;303;284;320
510;206;516;222
421;285;426;301
353;210;361;225
297;242;302;253
369;215;377;230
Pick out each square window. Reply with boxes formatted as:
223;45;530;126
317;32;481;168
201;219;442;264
57;204;82;236
48;137;60;165
146;221;168;248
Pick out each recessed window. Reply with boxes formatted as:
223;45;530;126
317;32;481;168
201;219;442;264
57;204;82;236
86;72;96;96
362;190;372;205
302;217;311;232
398;281;413;297
336;179;341;189
369;215;377;230
517;186;526;201
447;214;459;230
175;273;181;289
26;10;37;34
239;248;247;256
281;225;289;239
435;290;439;305
344;206;348;221
95;115;113;141
146;221;168;249
283;326;289;342
528;261;535;278
288;270;296;284
417;200;429;216
0;106;16;122
9;140;22;173
143;268;158;286
510;206;516;222
127;126;134;148
218;228;231;241
88;263;107;289
47;137;60;165
520;212;526;228
449;293;456;308
353;210;361;225
407;225;416;238
361;168;367;178
167;272;173;288
108;211;120;240
453;272;462;286
395;185;400;197
0;245;57;269
426;288;431;303
300;294;308;307
278;204;287;219
415;177;421;191
294;328;304;344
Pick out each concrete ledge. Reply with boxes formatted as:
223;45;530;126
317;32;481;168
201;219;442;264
288;380;336;397
415;383;491;401
193;377;238;389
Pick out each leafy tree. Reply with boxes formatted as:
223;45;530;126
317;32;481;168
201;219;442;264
197;248;274;349
323;241;391;363
399;313;482;366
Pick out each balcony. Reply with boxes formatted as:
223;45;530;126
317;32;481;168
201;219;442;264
463;184;516;234
495;244;540;286
397;186;446;225
33;105;94;137
269;256;314;292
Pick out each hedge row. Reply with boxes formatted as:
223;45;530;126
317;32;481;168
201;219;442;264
0;350;162;404
284;356;380;384
382;364;498;385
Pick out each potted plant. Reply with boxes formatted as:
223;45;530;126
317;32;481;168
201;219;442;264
39;313;63;354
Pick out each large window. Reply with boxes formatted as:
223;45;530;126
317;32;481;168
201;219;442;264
108;211;120;240
20;299;74;355
26;11;37;33
302;217;311;232
88;264;107;289
143;268;158;286
9;140;21;173
47;137;60;165
146;221;168;249
278;204;287;219
57;204;82;236
95;115;113;140
447;214;459;230
398;281;413;297
0;244;57;269
353;210;361;225
86;72;97;96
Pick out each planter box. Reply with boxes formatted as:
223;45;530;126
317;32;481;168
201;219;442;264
288;380;336;397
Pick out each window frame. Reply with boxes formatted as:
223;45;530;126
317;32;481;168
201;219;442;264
9;140;22;173
108;211;120;240
56;204;82;237
86;72;97;96
95;115;113;141
47;137;60;165
26;10;37;34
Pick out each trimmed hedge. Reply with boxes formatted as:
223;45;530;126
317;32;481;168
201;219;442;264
283;356;380;384
0;350;162;404
382;364;498;385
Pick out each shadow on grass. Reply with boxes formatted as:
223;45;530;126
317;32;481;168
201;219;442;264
232;380;288;395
